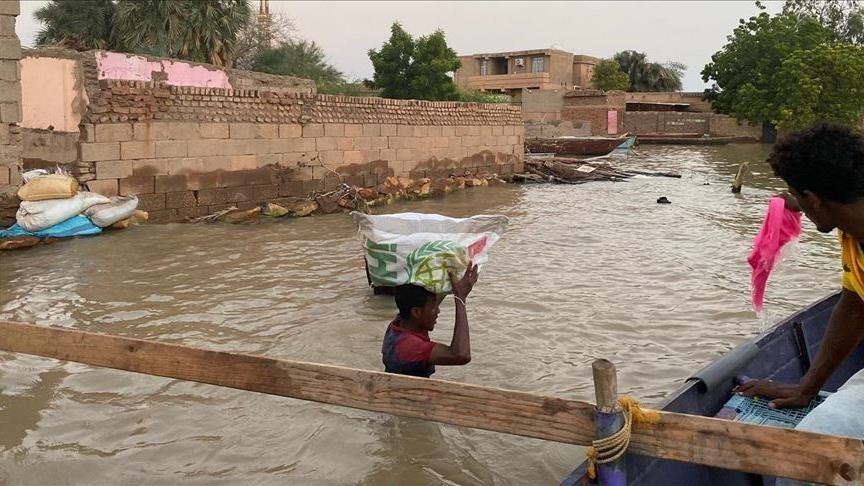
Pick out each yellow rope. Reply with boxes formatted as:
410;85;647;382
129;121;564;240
586;396;660;480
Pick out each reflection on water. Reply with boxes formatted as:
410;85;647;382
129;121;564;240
0;145;842;484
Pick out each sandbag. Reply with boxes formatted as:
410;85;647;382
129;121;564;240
0;215;102;238
16;191;111;232
17;174;79;201
84;195;139;227
352;212;508;294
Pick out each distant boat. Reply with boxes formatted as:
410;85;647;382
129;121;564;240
525;134;636;156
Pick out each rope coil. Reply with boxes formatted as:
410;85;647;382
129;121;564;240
586;396;660;480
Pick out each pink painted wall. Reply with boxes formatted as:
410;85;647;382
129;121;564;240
95;51;233;89
20;57;88;132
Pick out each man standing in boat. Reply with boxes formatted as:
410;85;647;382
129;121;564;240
737;123;864;438
382;263;479;378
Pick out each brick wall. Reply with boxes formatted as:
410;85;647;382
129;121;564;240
0;0;20;225
69;53;523;223
561;90;626;135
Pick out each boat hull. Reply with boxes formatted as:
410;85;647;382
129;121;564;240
562;292;863;485
525;136;632;156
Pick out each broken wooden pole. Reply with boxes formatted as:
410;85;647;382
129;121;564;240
592;359;627;486
0;321;862;484
732;162;748;193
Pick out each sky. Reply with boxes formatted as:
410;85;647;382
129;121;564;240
15;0;785;92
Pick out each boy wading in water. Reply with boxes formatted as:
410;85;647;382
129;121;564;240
382;263;479;378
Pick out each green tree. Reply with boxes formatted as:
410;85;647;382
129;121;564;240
253;40;345;86
613;50;685;92
34;0;121;50
113;0;250;66
773;43;864;129
783;0;864;44
591;58;630;91
701;7;832;123
368;22;461;101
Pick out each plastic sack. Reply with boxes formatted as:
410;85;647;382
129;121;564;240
84;195;139;227
748;196;803;313
0;215;102;238
17;173;79;201
352;212;508;293
16;191;111;232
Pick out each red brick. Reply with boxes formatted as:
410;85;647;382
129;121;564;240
155;174;189;193
166;191;198;209
137;193;166;211
118;176;155;195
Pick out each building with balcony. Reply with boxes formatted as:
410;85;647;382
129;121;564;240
454;48;599;94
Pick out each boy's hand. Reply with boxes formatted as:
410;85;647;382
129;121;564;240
449;262;479;300
777;192;802;212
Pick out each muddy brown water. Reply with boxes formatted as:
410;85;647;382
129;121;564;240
0;145;843;485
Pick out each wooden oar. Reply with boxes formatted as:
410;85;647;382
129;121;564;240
0;320;861;485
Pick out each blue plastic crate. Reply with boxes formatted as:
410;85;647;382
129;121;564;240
715;392;830;428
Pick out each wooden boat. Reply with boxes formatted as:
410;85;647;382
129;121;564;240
561;291;864;485
525;135;636;156
636;134;757;145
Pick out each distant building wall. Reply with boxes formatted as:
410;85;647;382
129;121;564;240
622;111;761;139
624;92;712;113
515;88;565;122
561;90;626;135
572;55;598;89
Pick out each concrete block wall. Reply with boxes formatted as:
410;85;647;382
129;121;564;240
0;0;20;225
76;79;524;223
622;111;761;140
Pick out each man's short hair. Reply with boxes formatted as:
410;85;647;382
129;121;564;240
394;284;435;319
768;123;864;203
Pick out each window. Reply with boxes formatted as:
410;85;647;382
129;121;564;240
480;60;488;76
532;57;545;73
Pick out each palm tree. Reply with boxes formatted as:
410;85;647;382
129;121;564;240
613;50;684;92
113;0;250;66
34;0;121;50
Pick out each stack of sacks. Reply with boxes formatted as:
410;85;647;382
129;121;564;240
0;170;142;239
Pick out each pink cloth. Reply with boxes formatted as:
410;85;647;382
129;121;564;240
748;197;803;312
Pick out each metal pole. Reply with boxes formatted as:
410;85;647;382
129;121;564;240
592;359;627;485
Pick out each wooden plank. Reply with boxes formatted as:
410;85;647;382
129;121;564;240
0;321;862;485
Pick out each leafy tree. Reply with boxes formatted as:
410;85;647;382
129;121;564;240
773;43;864;129
34;0;122;50
783;0;864;44
591;58;630;91
368;22;461;101
113;0;250;66
701;7;832;123
253;40;345;85
613;50;685;92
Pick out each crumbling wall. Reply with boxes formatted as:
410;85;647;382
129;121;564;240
71;51;523;223
561;90;626;135
0;0;21;226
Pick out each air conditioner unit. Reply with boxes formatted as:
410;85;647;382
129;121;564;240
514;58;524;67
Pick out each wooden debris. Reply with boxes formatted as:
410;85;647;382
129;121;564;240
523;157;681;185
732;162;748;194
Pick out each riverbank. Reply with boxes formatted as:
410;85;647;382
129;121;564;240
0;171;512;251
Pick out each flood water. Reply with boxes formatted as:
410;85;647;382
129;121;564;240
0;144;843;485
